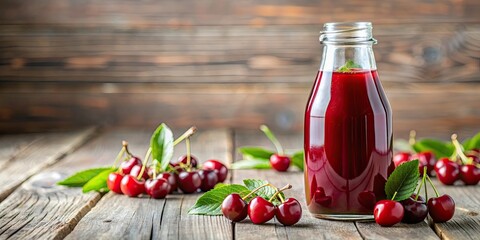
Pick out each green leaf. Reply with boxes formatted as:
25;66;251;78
291;150;304;171
243;179;284;205
463;132;480;151
150;123;174;172
231;159;271;169
238;147;274;160
57;167;112;187
412;139;454;158
188;184;250;215
385;160;419;201
337;59;362;72
82;168;117;193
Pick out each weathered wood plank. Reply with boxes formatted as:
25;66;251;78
355;218;439;240
0;129;150;239
233;130;363;240
0;133;43;166
67;129;234;240
0;0;478;26
1;83;479;139
0;128;95;202
430;181;480;240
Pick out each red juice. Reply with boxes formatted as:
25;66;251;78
304;70;393;218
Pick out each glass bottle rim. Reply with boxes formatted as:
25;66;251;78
320;22;377;45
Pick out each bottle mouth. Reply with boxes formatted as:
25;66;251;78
320;22;377;45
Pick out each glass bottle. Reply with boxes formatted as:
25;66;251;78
304;22;393;220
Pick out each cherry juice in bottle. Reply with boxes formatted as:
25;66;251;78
304;22;393;220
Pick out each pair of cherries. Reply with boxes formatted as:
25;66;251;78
221;185;302;226
434;157;480;185
173;156;228;193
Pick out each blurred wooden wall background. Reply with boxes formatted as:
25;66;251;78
0;0;479;138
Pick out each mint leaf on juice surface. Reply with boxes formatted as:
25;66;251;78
337;59;362;72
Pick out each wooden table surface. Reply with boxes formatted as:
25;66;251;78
0;128;479;240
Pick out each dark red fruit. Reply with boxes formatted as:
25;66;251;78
269;154;291;172
275;198;302;226
412;151;436;176
400;194;428;224
373;200;404;227
393;152;411;167
248;197;276;224
145;178;170;199
203;159;228;183
120;175;145;197
428;194;455;223
177;171;201;193
107;173;123;194
120;156;142;174
221;193;248;222
460;164;480;185
158;172;177;193
198;169;218;192
435;161;460;185
129;165;149;180
172;155;198;168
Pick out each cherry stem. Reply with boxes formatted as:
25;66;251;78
391;191;398;201
409;130;416;146
112;142;127;169
451;134;471;165
241;183;273;201
123;140;133;158
137;148;152;180
415;167;427;201
260;125;284;156
268;184;292;202
153;160;158;179
425;174;440;197
173;126;197;146
186;137;191;172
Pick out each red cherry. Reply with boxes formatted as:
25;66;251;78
460;164;480;185
411;151;436;176
373;200;404;227
400;194;428;224
177;171;201;193
275;198;302;226
221;193;248;222
158;172;177;193
120;157;142;174
435;161;460;185
107;173;123;194
434;157;451;172
198;169;218;192
129;165;150;180
393;152;411;167
428;194;455;223
202;160;228;183
172;155;198;168
269;154;291;172
248;197;276;224
120;175;145;197
145;178;170;199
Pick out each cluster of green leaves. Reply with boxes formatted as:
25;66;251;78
231;147;304;171
411;132;480;158
57;123;175;193
188;179;285;215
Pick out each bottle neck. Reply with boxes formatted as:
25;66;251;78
319;44;377;71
